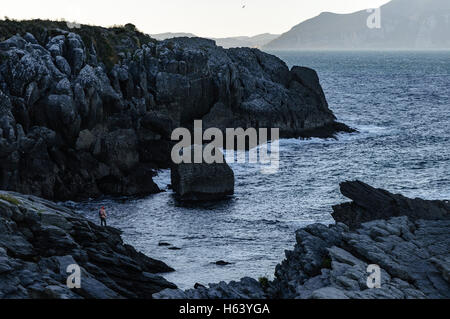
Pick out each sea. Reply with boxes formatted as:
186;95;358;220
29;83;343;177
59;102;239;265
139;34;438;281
67;51;450;289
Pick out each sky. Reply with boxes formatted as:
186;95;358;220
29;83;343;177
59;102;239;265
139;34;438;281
1;0;391;38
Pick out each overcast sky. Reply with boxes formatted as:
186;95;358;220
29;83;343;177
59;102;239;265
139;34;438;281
1;0;391;38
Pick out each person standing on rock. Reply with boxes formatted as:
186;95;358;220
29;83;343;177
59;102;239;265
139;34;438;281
99;207;107;227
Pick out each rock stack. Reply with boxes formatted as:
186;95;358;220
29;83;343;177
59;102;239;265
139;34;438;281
171;145;235;201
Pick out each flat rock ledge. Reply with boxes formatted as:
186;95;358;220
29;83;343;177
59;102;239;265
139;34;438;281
0;191;176;299
154;181;450;299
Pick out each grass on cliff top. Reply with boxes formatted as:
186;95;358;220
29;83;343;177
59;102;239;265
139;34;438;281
0;193;21;206
0;18;157;69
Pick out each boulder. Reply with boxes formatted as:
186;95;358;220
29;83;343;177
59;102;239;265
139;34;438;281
171;146;235;201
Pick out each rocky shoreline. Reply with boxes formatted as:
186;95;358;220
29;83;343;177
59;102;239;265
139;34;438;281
0;181;448;299
0;190;176;298
154;181;450;299
0;20;353;202
1;180;447;299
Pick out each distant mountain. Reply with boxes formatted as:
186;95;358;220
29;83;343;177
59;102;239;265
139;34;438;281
212;33;280;49
264;0;450;50
150;32;197;40
151;32;279;49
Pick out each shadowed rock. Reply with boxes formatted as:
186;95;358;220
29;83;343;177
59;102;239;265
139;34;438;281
269;216;450;299
154;277;266;299
171;146;235;201
0;190;176;299
214;260;233;266
332;180;450;229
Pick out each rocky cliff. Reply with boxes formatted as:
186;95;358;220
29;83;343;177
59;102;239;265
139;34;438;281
154;181;450;299
0;20;351;201
0;190;176;298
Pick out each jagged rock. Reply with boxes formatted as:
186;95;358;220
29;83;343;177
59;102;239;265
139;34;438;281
158;242;171;247
0;190;176;299
271;215;450;299
215;260;233;266
75;129;96;151
55;56;71;76
272;185;450;299
0;21;351;201
163;216;449;300
154;277;266;299
157;182;450;299
332;180;450;229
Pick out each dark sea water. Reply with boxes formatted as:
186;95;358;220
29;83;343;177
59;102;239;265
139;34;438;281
68;51;450;289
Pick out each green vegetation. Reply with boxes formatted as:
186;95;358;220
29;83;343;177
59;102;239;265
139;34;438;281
0;19;157;70
0;194;21;205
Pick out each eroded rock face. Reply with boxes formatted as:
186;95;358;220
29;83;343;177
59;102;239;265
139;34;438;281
0;191;176;299
270;217;450;299
171;146;235;201
154;182;450;299
0;22;351;200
